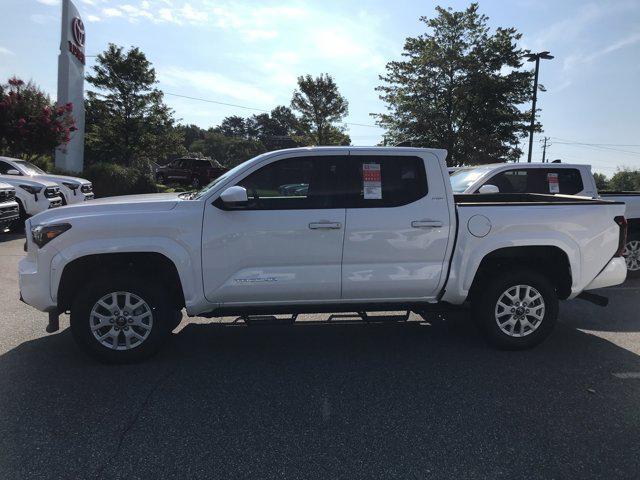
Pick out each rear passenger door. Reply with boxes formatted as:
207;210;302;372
341;153;451;301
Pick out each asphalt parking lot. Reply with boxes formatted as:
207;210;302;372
1;232;640;479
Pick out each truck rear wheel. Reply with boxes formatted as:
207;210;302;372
472;270;558;350
623;235;640;278
70;275;174;363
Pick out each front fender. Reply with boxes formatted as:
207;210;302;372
50;236;201;310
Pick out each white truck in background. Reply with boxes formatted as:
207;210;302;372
19;147;628;363
0;174;62;229
0;156;94;206
0;182;20;230
450;162;640;276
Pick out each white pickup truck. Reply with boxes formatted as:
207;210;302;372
0;182;20;229
19;147;628;362
0;156;94;205
449;162;640;276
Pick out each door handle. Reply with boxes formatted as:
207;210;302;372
309;222;342;230
411;220;443;228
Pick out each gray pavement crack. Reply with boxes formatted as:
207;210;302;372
93;367;176;479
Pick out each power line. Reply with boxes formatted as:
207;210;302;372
550;137;640;147
164;91;381;129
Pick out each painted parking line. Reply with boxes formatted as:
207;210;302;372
612;372;640;379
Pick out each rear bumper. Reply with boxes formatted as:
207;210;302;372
584;257;627;291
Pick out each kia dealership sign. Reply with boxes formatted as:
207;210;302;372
55;0;85;173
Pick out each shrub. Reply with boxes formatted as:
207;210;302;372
82;162;158;198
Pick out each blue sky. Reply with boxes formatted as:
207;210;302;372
1;0;639;175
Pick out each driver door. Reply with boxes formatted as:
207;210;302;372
201;154;348;305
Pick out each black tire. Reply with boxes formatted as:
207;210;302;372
472;270;558;350
623;234;640;278
70;275;175;363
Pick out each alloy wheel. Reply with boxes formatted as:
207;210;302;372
494;284;545;338
89;291;153;350
623;240;640;272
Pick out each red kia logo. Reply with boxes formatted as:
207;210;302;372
71;17;85;47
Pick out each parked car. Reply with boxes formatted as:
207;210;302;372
0;174;62;229
0;182;19;230
155;157;228;189
450;162;640;276
20;147;627;362
0;156;93;205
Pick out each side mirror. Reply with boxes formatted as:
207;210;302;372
219;186;248;206
478;184;499;194
6;169;20;176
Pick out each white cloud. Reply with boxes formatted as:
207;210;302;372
30;14;50;24
36;0;60;5
102;8;123;17
180;3;208;23
0;46;15;56
86;14;101;22
158;66;276;105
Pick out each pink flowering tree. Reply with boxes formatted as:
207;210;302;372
0;77;76;157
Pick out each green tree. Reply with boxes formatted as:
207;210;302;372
85;44;185;166
593;172;609;190
0;77;75;158
190;131;264;168
291;74;350;145
609;168;640;191
375;4;535;165
246;106;303;150
178;123;206;151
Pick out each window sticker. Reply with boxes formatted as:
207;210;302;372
547;172;559;193
363;163;382;199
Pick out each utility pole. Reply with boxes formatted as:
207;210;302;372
541;136;550;163
524;51;554;162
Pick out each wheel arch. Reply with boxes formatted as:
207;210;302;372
469;246;573;301
57;252;186;313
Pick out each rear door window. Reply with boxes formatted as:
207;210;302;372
345;156;427;208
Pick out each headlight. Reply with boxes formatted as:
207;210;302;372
31;223;72;248
19;185;42;194
61;181;79;190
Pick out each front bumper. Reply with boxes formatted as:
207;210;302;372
584;257;628;291
19;255;57;312
0;202;19;224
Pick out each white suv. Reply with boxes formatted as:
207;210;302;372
0;174;62;223
0;156;93;205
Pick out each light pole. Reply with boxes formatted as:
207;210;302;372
524;51;554;162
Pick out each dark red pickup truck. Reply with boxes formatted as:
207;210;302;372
156;158;228;189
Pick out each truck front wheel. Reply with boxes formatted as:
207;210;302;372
472;270;558;350
70;275;174;363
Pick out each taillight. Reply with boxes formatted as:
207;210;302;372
614;216;627;257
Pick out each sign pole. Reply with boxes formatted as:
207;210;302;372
55;0;85;173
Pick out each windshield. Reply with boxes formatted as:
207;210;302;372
192;163;243;200
449;168;489;193
14;160;46;175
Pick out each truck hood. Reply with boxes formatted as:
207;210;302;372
0;174;60;188
29;173;91;186
30;192;184;224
